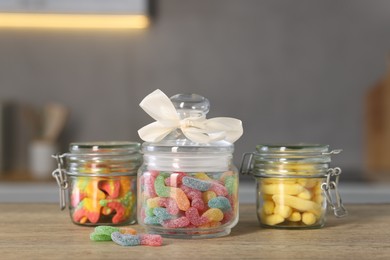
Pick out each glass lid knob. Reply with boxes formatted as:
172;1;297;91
170;93;210;115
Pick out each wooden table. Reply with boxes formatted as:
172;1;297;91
0;203;389;259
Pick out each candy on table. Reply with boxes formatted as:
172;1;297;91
111;232;163;247
90;226;137;241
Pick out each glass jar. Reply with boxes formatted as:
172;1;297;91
52;141;141;226
241;144;347;229
137;93;240;239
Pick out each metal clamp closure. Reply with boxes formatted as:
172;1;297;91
321;167;348;217
239;152;254;175
51;153;68;210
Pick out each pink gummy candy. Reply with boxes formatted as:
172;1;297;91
181;185;205;211
158;197;180;215
163;216;190;228
143;171;158;198
185;207;209;226
164;172;186;187
210;183;228;196
140;234;163;246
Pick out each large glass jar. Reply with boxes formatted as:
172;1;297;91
241;144;347;229
52;141;141;226
137;93;240;238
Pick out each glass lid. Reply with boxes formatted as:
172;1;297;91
142;93;234;154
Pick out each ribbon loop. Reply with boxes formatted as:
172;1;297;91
138;89;243;144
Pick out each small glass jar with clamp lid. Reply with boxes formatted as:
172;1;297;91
52;141;141;226
136;90;243;238
240;144;347;229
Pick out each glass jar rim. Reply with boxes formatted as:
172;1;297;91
69;141;140;154
255;143;329;154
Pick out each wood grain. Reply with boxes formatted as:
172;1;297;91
0;203;389;259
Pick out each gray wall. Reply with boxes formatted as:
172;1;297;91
1;0;390;177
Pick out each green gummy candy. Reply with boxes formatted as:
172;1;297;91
95;226;120;236
154;175;170;197
224;176;236;195
90;232;112;241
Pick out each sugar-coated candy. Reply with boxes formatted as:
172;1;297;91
164;172;186;187
159;197;180;215
202;208;224;222
208;196;231;212
209;182;228;196
139;170;238;234
181;185;205;211
90;226;137;241
202;191;217;204
185;207;209;226
144;216;162;225
182;176;211;191
153;207;174;220
142;171;158;198
98;180;120;199
154;175;171;197
111;232;163;247
163;216;190;228
169;187;190;211
111;232;141;246
139;234;163;246
224;176;236;195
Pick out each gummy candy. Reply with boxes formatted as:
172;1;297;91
111;232;163;247
90;226;137;241
139;170;238;235
182;176;211;191
208;196;231;212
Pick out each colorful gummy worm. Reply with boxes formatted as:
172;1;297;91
139;171;238;231
90;225;163;246
70;162;136;225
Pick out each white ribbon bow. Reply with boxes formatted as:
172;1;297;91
138;89;243;144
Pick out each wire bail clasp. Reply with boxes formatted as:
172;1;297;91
239;152;254;175
321;167;348;217
51;153;68;210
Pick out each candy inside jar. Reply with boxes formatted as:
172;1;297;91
52;141;141;226
241;144;347;229
136;90;243;238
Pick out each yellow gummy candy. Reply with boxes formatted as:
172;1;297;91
297;178;318;188
272;194;322;216
297;188;312;200
261;183;304;195
146;197;160;208
194;172;211;180
287;211;301;222
262;200;275;215
273;204;292;219
261;214;285;226
262;178;296;185
202;191;217;203
202;208;224;222
302;212;316;225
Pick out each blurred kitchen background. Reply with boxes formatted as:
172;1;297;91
1;0;390;203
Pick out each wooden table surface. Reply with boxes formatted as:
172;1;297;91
0;203;389;259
